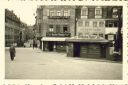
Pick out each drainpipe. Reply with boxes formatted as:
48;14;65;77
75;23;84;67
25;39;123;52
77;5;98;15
74;9;77;36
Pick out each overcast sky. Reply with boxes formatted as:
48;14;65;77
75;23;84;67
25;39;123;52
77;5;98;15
6;4;38;26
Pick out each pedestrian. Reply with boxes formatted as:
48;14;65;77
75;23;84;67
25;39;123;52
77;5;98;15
9;44;16;61
33;39;36;49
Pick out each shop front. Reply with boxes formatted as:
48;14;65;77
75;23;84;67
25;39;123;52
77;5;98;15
66;38;110;59
41;37;67;52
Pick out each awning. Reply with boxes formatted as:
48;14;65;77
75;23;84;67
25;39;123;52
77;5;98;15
41;37;67;42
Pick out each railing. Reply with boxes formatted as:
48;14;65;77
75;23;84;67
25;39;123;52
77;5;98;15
46;32;71;37
48;16;70;19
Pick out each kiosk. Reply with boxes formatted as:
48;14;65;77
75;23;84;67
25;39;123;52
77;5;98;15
66;36;110;59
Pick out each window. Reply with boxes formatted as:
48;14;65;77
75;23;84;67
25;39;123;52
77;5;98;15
99;22;104;27
82;9;88;16
85;21;89;27
108;23;114;27
105;20;118;27
95;9;101;15
93;22;97;27
57;11;61;16
112;8;118;18
49;11;54;16
64;10;70;16
56;25;61;33
49;25;54;32
78;21;83;27
99;34;103;37
88;7;95;19
102;7;107;18
63;26;68;33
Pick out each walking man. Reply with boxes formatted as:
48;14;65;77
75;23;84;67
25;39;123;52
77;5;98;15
9;44;16;61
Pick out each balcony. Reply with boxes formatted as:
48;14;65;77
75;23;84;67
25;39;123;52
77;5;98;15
46;32;71;37
48;16;70;19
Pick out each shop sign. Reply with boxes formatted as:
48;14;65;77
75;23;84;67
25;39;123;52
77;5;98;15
78;35;102;39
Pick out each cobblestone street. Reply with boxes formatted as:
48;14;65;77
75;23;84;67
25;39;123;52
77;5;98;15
5;48;122;79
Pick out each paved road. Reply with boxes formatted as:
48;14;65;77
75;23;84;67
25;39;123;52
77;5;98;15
5;48;122;79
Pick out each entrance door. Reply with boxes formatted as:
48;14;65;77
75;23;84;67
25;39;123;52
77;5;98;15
73;43;80;57
48;42;54;51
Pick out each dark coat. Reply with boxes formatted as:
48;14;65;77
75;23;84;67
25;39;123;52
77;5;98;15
9;46;16;57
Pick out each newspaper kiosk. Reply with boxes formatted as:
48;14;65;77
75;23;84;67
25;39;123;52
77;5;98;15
66;36;110;59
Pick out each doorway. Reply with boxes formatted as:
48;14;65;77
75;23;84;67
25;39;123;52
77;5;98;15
48;42;54;51
73;43;80;57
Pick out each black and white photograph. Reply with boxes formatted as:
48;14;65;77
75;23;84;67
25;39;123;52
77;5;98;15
5;5;123;79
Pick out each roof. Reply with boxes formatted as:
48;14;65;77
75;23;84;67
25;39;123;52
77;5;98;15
65;37;109;43
5;9;20;23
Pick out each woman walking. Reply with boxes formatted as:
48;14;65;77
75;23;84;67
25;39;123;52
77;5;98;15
9;44;16;61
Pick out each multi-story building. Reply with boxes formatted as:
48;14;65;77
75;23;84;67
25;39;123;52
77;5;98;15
67;6;122;59
5;9;30;47
36;5;122;59
36;5;76;37
5;9;20;47
77;6;121;39
36;6;76;51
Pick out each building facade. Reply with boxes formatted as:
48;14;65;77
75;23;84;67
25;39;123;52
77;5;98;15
5;9;29;47
36;6;76;51
77;6;121;38
36;6;122;59
5;9;21;47
36;5;76;37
